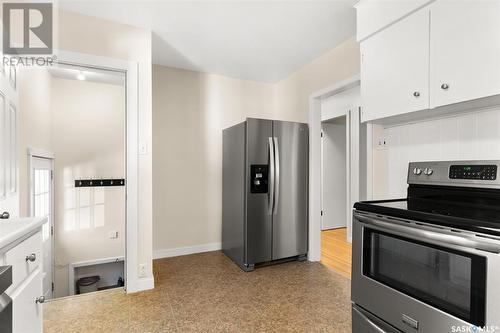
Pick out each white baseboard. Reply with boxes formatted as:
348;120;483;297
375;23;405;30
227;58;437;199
153;242;222;259
126;276;155;293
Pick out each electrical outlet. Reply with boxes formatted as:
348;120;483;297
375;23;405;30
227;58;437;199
139;263;147;278
109;231;118;239
376;136;388;150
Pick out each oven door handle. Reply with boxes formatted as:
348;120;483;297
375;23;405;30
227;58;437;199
352;305;400;333
356;213;500;254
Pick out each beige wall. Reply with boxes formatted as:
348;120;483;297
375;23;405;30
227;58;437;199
275;37;360;123
153;36;360;253
18;68;53;217
153;66;275;251
50;77;125;297
53;9;153;283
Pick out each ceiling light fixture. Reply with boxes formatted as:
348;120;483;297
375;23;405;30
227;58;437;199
77;71;85;81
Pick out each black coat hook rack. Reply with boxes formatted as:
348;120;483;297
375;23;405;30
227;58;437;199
75;179;125;188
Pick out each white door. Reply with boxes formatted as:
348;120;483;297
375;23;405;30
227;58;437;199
0;57;19;217
360;6;430;122
430;0;500;108
321;120;347;230
31;156;54;299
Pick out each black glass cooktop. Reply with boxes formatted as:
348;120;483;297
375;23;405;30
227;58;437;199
354;185;500;236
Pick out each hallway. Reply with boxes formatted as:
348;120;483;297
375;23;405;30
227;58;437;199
321;228;352;279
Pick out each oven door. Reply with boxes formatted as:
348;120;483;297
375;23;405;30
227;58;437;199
352;211;500;333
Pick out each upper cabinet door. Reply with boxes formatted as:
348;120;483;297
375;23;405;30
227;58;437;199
361;7;430;122
431;0;500;108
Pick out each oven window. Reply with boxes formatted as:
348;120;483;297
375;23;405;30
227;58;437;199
363;228;486;327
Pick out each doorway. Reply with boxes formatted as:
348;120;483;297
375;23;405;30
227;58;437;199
309;78;365;279
321;116;347;231
30;154;54;299
320;115;352;278
22;62;127;299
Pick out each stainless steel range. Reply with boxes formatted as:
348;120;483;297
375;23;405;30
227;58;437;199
352;160;500;333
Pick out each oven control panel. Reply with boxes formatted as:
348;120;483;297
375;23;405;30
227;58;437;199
408;160;500;188
449;165;497;180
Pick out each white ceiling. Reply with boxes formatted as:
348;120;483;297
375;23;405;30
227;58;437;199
58;1;357;83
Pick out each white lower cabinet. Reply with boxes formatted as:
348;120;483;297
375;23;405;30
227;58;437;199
2;229;43;333
9;269;43;333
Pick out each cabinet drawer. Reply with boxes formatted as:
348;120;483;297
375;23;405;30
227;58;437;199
9;269;42;333
4;231;42;290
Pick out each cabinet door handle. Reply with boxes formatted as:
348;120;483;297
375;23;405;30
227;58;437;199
441;83;449;90
413;91;420;97
0;212;9;219
25;253;36;262
35;296;45;304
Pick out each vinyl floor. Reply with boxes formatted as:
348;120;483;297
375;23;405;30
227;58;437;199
44;251;352;332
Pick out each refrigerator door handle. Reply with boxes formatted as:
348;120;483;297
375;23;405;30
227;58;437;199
268;137;275;215
273;137;280;215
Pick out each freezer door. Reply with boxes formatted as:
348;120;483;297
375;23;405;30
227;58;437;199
246;118;273;265
272;121;308;260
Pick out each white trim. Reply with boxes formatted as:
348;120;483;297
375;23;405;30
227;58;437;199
366;122;374;200
310;75;361;100
27;149;55;217
153;243;222;259
131;277;155;292
321;108;348;122
68;256;125;296
51;49;146;293
28;152;55;298
308;75;361;262
70;256;126;268
346;109;352;242
28;148;54;159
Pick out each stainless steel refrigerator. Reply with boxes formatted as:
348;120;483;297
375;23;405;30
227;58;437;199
222;118;308;271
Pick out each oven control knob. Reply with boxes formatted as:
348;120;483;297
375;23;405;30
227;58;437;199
413;167;422;175
424;168;433;175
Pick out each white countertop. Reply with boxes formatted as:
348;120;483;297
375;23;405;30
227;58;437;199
0;217;47;249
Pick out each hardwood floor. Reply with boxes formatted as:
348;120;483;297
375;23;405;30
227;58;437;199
321;227;352;279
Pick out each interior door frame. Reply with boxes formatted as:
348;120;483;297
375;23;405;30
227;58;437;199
28;148;55;298
42;49;146;293
308;75;368;262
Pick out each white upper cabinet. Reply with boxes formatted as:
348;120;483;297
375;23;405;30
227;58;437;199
355;0;435;42
361;7;430;122
430;0;500;108
358;0;500;123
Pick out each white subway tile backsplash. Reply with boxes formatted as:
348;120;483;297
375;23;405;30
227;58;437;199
383;107;500;197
